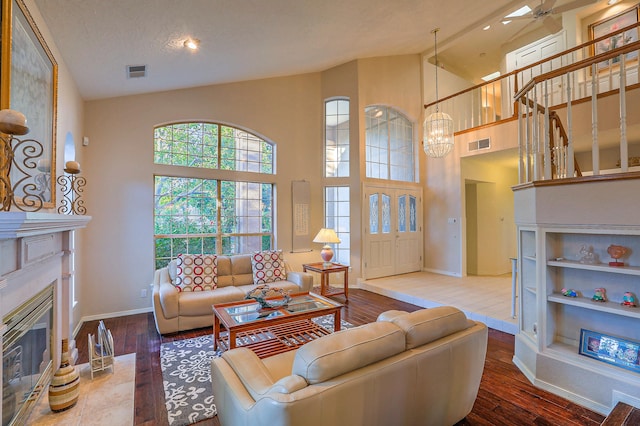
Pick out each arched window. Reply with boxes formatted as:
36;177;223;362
154;122;274;173
153;122;275;268
324;98;349;177
365;106;415;182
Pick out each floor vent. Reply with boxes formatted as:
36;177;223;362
127;65;147;79
468;137;490;152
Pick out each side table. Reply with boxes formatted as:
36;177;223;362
302;262;349;301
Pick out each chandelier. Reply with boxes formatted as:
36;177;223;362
423;28;454;158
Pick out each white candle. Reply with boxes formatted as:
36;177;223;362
37;158;51;172
65;160;81;173
0;109;29;135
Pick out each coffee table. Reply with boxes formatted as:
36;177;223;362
212;292;343;358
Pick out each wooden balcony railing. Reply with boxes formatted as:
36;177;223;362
515;33;640;183
424;22;640;134
424;22;640;184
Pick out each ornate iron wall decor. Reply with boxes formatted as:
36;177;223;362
57;161;86;215
0;109;45;211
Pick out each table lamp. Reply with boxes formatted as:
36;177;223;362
313;228;341;267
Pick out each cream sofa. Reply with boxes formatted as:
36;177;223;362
211;306;488;426
152;254;313;334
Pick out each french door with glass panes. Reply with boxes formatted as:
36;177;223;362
363;185;422;279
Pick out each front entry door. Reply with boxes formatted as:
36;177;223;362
363;185;422;279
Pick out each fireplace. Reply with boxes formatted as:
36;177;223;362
2;286;53;426
0;212;90;424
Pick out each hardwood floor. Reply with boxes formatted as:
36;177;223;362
75;289;607;426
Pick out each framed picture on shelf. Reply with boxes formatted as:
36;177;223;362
579;329;640;373
589;5;639;71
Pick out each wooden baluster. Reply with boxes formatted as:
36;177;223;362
518;99;524;183
525;94;531;182
619;54;628;172
566;73;575;178
591;63;599;175
543;80;551;180
533;85;541;181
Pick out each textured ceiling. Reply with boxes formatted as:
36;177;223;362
33;0;605;101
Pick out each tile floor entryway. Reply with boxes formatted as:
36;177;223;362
359;271;518;335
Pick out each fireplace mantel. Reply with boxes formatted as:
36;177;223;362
0;212;90;424
0;212;91;239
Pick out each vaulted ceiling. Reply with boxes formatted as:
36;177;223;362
33;0;608;101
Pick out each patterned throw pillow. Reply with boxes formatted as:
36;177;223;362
251;250;286;284
175;254;218;292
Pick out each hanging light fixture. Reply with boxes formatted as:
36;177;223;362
423;28;454;158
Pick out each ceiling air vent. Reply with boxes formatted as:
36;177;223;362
126;65;147;79
468;137;491;152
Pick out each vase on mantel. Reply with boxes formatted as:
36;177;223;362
48;338;80;412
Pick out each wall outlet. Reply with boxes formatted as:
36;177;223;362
140;289;148;298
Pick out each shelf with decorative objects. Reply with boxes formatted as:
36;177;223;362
513;177;640;416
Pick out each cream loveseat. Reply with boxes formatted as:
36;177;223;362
211;306;488;426
152;253;313;334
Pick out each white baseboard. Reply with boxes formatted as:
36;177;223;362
72;307;153;338
612;390;640;410
422;267;461;277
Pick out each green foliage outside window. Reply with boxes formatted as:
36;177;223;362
153;122;275;269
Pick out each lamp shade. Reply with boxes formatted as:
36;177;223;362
423;111;454;158
313;228;341;266
313;228;341;244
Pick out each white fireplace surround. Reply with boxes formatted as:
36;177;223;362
0;212;90;423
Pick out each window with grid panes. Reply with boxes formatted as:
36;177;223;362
153;123;275;268
365;106;415;182
325;99;350;177
325;186;350;265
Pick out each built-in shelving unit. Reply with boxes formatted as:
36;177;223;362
512;177;640;416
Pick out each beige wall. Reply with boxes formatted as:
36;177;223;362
23;0;87;335
78;54;424;319
424;119;520;276
81;75;325;318
461;157;518;276
320;61;360;281
356;55;424;277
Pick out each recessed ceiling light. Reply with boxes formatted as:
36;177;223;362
505;5;531;18
184;38;200;50
502;20;511;25
481;71;501;81
607;0;619;4
483;25;491;31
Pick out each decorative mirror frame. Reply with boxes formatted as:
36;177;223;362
1;0;58;208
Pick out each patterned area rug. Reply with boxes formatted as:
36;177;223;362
160;315;352;426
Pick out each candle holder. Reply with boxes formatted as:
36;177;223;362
57;161;86;215
0;109;45;212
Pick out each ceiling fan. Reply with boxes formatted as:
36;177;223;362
505;0;598;40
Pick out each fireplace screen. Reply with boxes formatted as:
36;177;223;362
2;286;53;426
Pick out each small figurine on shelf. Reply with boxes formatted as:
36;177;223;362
592;288;607;302
621;292;637;307
579;245;597;264
607;244;628;267
562;288;578;297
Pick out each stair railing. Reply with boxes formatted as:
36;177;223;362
424;22;640;136
514;37;640;183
